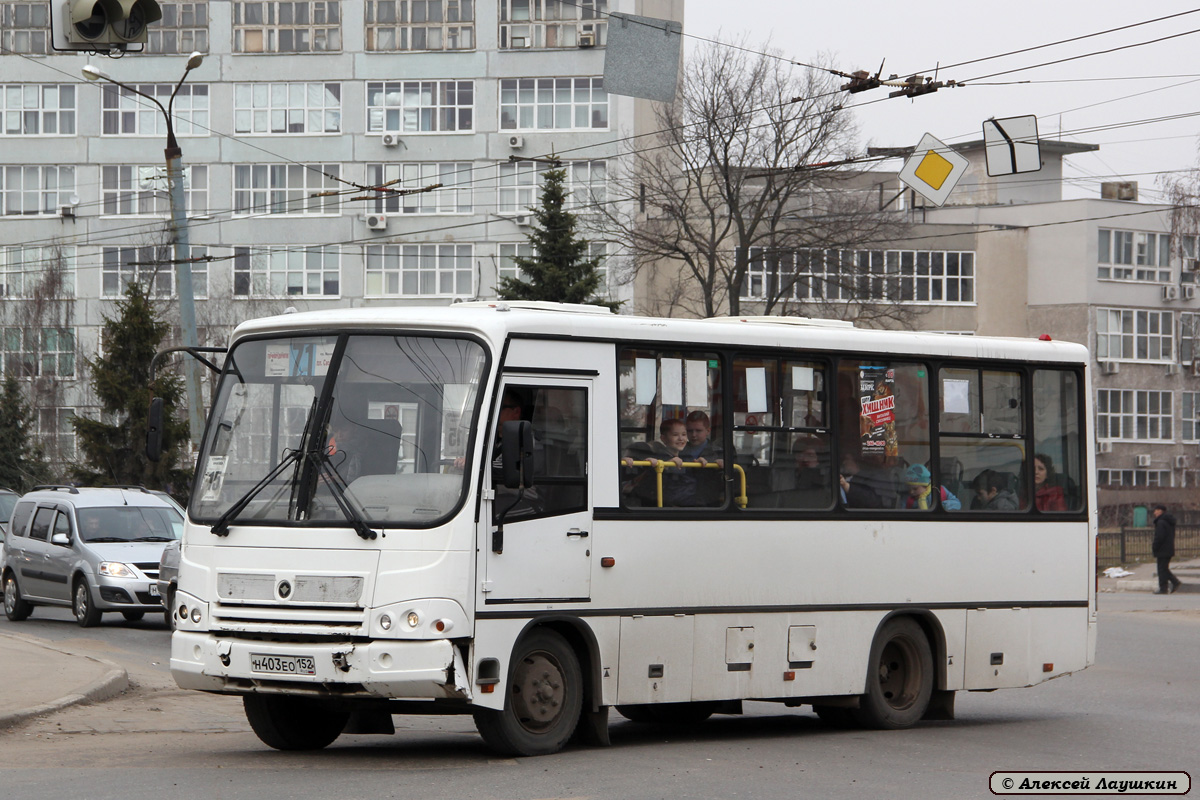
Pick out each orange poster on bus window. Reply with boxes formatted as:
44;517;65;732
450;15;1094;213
859;366;899;457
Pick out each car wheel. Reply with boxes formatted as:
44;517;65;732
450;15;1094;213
73;579;102;628
852;617;933;730
3;573;33;621
472;629;583;756
243;695;349;750
121;610;145;622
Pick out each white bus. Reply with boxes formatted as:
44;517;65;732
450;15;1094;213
168;302;1096;756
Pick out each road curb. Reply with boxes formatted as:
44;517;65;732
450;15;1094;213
0;633;129;729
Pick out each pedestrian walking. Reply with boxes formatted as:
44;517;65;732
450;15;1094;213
1151;504;1182;595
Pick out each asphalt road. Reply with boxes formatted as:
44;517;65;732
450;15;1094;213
1;593;1197;800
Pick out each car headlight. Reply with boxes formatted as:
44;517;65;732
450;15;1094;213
98;561;136;578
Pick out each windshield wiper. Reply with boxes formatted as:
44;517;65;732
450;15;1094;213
131;536;175;542
83;537;126;543
311;454;377;541
209;447;303;536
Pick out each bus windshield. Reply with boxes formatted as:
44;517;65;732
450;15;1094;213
191;333;487;528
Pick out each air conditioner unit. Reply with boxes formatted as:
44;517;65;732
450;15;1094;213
1167;362;1180;375
1185;285;1197;301
366;213;388;230
381;133;401;147
1192;359;1200;377
1163;285;1180;302
59;205;75;218
1186;258;1200;273
1175;455;1189;469
1136;454;1152;467
513;214;532;227
578;33;596;48
1100;360;1120;375
1097;441;1113;454
507;135;525;149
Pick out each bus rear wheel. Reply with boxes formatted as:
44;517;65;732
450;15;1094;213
853;617;933;730
473;629;582;756
243;695;350;750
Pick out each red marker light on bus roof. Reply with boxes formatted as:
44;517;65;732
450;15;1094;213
1039;334;1052;341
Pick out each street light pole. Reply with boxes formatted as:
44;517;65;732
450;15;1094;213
82;53;206;448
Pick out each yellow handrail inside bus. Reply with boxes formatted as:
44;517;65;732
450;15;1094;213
621;460;748;509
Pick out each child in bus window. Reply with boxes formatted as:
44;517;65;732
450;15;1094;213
623;418;699;506
904;464;961;510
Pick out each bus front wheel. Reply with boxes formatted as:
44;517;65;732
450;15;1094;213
853;617;933;730
473;629;583;756
243;695;350;750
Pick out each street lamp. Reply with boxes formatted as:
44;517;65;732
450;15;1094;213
82;52;206;448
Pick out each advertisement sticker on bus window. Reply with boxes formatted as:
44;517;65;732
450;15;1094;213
635;358;657;405
200;455;228;502
686;360;709;407
661;358;683;406
943;378;971;414
746;367;768;414
792;365;815;392
264;344;291;377
859;366;898;457
367;401;403;422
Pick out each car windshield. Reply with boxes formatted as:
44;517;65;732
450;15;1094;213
190;333;487;528
76;506;184;542
0;493;16;523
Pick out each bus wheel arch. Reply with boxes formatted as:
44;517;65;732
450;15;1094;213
853;613;936;730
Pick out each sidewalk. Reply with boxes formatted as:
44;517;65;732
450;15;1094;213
1098;556;1200;594
0;632;128;729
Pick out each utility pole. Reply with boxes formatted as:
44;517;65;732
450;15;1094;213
82;52;206;447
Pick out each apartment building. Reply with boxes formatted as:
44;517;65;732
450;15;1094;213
1;0;682;467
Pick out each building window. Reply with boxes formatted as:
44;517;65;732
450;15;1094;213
741;248;975;304
364;243;472;297
101;165;208;216
366;0;473;50
37;406;76;461
1182;235;1199;285
1183;392;1200;443
233;164;341;216
1;85;74;136
1098;228;1171;282
1;245;75;297
498;160;538;213
566;159;606;213
1182;313;1198;363
1098;469;1172;488
366;80;473;133
366;162;472;213
499;0;605;49
101;84;209;136
500;77;607;130
1;165;75;216
1096;388;1173;441
1096;308;1173;362
497;242;532;284
233;245;340;297
102;245;209;298
0;2;50;54
146;1;209;53
1;327;73;378
233;0;341;52
234;82;341;134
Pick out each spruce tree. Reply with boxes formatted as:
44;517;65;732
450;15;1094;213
72;281;193;497
0;375;51;491
496;163;619;311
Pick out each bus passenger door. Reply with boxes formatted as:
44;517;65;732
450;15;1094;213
484;379;592;603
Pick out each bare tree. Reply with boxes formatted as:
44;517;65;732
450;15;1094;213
604;40;919;325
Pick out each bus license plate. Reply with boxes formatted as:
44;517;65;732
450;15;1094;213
250;654;317;676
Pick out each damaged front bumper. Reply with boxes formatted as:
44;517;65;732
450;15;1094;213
171;631;471;700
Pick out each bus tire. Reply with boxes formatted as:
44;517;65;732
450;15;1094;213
853;617;933;730
243;695;349;751
3;572;33;621
473;629;583;756
616;702;716;727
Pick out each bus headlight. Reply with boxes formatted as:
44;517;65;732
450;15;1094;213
379;614;392;631
406;611;420;628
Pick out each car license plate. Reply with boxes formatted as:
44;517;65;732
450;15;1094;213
250;654;317;676
148;584;160;597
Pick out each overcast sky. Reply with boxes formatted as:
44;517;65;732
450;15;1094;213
681;1;1200;202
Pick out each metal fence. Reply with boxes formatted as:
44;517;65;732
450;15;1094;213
1097;526;1200;569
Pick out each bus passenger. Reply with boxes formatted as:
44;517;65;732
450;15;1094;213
623;418;699;507
974;469;1019;511
838;453;883;508
680;410;723;467
903;464;961;510
1033;453;1067;512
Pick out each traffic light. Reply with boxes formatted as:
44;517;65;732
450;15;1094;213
56;0;162;50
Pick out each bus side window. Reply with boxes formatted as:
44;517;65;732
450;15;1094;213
939;368;1027;512
1032;370;1083;512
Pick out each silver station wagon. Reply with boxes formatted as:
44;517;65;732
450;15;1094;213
2;486;183;627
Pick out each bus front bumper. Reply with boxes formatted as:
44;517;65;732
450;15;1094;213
170;631;470;700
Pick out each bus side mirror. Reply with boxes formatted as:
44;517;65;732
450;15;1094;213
501;420;534;489
146;397;164;462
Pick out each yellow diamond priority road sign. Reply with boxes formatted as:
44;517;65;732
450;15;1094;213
898;133;969;207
